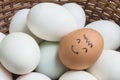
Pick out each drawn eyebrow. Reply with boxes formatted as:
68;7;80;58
76;39;81;44
83;34;88;43
83;34;93;48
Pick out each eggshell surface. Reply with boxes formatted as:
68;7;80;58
9;9;30;33
16;72;51;80
9;9;42;43
87;50;120;80
35;41;68;79
59;28;104;70
27;2;78;41
63;3;86;28
0;32;6;43
59;71;97;80
0;64;13;80
85;20;120;50
0;32;6;62
0;32;40;74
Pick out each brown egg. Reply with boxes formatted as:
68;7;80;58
58;28;104;70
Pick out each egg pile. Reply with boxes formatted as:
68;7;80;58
0;2;120;80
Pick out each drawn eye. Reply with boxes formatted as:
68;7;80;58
82;48;88;53
76;39;81;44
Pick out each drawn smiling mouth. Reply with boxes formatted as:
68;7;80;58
71;45;79;54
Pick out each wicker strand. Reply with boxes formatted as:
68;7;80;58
0;0;120;33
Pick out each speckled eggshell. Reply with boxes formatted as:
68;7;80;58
59;28;104;70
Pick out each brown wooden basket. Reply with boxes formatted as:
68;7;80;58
0;0;120;33
0;0;120;79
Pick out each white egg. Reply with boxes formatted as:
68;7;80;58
59;71;97;80
0;64;12;80
63;3;86;28
87;50;120;80
0;32;40;74
27;2;78;41
16;72;51;80
85;20;120;50
0;32;6;43
0;32;6;62
9;9;43;43
35;41;68;79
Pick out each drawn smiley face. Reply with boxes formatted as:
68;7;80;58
58;28;104;70
71;34;93;55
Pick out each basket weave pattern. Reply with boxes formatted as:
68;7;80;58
0;0;120;33
0;0;120;79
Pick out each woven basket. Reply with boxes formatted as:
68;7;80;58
0;0;120;33
0;0;120;79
